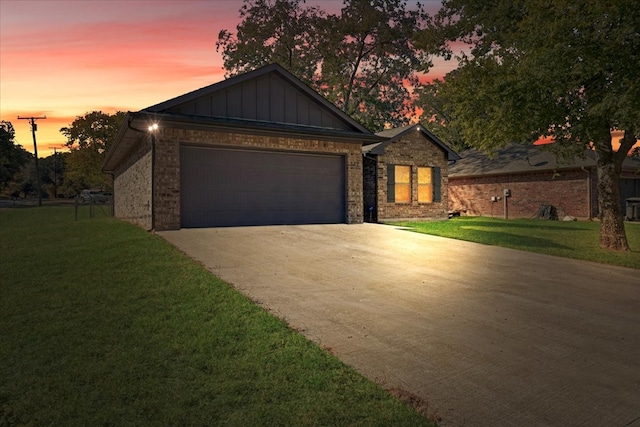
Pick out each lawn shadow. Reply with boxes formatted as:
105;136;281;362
457;229;574;250
453;217;591;232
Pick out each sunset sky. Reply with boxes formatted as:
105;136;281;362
1;0;448;157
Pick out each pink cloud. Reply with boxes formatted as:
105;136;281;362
1;4;236;154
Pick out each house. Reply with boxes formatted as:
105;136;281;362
448;143;640;219
104;64;462;230
103;64;381;230
362;124;460;222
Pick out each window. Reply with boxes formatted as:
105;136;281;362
387;165;442;204
387;165;411;203
418;167;433;203
418;166;442;203
394;165;411;203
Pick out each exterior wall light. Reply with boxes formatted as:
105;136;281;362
148;123;159;132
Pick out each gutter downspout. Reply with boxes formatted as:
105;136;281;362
150;132;156;231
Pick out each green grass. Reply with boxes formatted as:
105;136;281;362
0;206;433;427
393;217;640;269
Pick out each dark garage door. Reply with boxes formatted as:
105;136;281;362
180;146;346;227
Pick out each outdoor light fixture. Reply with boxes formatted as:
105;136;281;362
148;123;159;132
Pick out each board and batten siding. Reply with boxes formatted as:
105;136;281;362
167;73;350;131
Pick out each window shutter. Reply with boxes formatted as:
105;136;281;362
433;167;441;202
387;164;395;203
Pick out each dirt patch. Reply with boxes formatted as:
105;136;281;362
387;387;442;424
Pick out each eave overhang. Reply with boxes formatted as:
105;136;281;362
103;111;381;173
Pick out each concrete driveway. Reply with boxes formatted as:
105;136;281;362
160;223;640;426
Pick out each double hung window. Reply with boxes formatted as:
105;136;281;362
418;167;433;203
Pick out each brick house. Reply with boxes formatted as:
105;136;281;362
362;124;460;222
102;64;381;230
448;143;640;219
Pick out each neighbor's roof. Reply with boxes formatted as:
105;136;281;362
362;123;460;161
448;143;633;177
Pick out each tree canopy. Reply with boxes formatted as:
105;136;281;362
415;77;467;152
217;0;324;84
217;0;427;131
0;121;31;193
414;0;640;250
60;111;126;192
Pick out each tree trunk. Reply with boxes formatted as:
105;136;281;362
594;131;630;251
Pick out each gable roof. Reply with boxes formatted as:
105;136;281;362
104;63;377;172
143;63;371;134
362;123;460;160
448;143;601;177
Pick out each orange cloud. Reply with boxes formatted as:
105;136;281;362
9;113;82;152
533;131;640;153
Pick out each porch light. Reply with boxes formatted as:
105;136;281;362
148;123;159;132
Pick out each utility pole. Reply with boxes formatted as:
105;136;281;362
18;115;46;206
53;147;58;198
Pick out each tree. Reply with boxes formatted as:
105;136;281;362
217;0;324;83
414;0;640;251
7;161;38;199
39;151;67;198
217;0;427;131
60;111;126;193
319;0;428;130
416;77;468;152
0;121;31;193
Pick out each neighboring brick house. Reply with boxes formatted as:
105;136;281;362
448;143;640;219
362;124;460;222
103;64;380;230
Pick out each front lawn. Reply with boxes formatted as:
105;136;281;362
393;217;640;269
0;206;432;426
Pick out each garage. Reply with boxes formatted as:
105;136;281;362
104;64;377;230
180;146;346;227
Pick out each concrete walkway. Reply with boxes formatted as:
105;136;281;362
160;223;640;427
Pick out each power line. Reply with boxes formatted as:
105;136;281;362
17;115;46;207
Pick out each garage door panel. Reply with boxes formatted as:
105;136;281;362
181;147;345;227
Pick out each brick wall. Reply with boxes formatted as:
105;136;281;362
113;137;152;229
151;127;364;230
448;168;597;219
153;130;181;230
374;132;450;221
